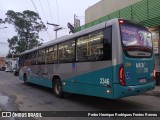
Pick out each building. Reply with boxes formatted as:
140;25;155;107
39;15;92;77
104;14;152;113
85;0;141;24
0;57;5;70
5;58;18;72
76;0;160;85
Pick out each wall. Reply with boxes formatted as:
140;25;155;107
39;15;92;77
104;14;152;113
76;0;160;32
85;0;141;23
0;57;5;68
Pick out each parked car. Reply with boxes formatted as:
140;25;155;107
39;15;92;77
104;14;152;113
0;67;6;71
2;67;6;71
5;67;12;72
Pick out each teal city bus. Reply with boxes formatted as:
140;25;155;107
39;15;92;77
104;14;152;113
19;18;155;99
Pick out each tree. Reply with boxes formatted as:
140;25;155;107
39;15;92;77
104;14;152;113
5;10;46;54
0;18;5;24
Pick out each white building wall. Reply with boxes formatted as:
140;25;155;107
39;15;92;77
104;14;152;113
85;0;142;23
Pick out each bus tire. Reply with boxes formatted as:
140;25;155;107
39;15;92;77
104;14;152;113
23;74;29;85
53;78;64;98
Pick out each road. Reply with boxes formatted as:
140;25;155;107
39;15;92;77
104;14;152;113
0;71;160;120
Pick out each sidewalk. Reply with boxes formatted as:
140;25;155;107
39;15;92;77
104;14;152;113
145;86;160;97
154;86;160;92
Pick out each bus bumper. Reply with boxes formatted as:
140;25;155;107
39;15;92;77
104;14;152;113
113;81;155;99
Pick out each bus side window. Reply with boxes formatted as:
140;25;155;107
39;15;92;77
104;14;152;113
36;52;38;64
37;49;45;64
19;55;25;67
76;31;104;62
29;52;36;65
104;26;112;60
89;31;104;61
58;40;75;63
41;49;45;64
53;45;58;63
46;46;57;64
76;36;89;61
47;47;53;64
37;50;42;64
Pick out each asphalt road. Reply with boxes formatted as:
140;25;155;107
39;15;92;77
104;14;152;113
0;71;160;120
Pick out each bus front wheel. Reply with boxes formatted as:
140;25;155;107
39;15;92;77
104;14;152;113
53;78;64;98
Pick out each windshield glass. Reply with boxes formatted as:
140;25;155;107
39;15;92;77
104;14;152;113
121;25;152;48
120;23;152;58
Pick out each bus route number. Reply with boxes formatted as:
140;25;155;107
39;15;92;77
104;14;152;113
100;78;110;85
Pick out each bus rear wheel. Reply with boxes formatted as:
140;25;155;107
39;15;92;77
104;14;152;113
53;78;64;98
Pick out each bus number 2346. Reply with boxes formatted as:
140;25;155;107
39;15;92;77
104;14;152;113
100;78;110;85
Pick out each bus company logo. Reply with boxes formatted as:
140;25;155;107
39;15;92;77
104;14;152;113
125;63;131;67
136;62;148;73
100;78;110;85
136;63;145;68
136;62;148;68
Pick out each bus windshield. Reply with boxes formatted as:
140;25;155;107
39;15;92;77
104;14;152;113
120;22;152;58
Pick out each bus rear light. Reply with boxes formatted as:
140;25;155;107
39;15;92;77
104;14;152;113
106;90;110;94
154;64;156;79
119;65;126;86
154;69;156;78
119;20;124;24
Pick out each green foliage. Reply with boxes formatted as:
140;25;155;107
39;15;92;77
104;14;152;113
5;10;46;54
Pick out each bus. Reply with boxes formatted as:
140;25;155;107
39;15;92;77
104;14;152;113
19;18;155;99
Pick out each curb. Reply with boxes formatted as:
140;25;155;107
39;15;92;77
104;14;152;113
144;86;160;97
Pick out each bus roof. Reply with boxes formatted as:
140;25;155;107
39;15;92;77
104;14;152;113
21;18;119;55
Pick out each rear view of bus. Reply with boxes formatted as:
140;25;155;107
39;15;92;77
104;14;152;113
114;19;155;99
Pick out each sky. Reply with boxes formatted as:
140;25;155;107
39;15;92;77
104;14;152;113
0;0;100;56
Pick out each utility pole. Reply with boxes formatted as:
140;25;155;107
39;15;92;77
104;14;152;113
74;14;80;28
47;22;63;39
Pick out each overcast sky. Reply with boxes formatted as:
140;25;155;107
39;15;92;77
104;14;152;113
0;0;100;56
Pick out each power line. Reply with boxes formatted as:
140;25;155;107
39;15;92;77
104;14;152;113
38;0;55;40
55;0;59;24
30;0;40;15
36;0;53;40
47;22;63;39
30;0;52;41
47;0;54;23
45;29;52;40
39;0;48;22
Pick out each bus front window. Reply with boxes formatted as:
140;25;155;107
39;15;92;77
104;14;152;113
120;22;153;58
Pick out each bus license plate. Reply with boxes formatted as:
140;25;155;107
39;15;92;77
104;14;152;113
139;78;146;83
